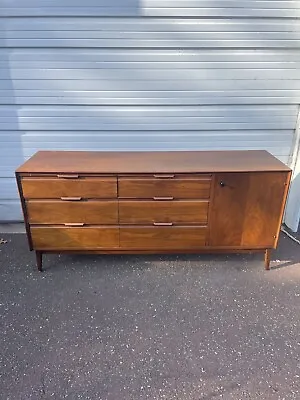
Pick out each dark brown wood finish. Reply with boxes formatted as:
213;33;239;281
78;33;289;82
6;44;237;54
119;200;209;224
42;248;267;254
16;150;292;271
36;251;43;272
15;173;33;250
274;171;292;248
264;249;271;270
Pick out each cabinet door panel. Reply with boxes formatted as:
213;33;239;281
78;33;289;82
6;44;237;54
242;172;289;247
209;172;289;247
209;173;249;246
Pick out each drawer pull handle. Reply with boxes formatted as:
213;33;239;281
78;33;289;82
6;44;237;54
64;223;85;227
60;197;82;201
153;222;173;226
153;196;174;201
57;174;79;179
153;174;175;179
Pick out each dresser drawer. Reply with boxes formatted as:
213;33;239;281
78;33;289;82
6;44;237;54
119;200;209;225
27;200;117;225
118;174;211;199
120;226;207;249
21;176;117;199
31;226;119;250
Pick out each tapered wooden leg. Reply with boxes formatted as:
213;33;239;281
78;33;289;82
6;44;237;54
264;249;271;270
36;251;43;272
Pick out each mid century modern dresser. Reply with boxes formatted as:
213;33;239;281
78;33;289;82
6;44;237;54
16;150;291;271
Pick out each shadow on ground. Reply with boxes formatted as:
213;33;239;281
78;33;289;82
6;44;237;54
0;233;300;399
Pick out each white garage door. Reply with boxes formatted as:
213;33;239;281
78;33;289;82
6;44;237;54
1;0;300;221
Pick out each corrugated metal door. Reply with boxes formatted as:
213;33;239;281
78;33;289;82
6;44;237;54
1;0;300;221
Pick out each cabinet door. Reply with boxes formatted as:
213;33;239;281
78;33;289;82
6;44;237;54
209;172;290;248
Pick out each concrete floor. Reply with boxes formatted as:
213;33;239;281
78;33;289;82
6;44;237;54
0;223;25;233
0;233;300;400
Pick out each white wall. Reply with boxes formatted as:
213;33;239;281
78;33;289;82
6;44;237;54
285;110;300;232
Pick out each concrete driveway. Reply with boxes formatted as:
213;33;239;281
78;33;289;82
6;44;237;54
0;233;300;400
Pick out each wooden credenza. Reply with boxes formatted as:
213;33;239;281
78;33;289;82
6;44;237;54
16;150;291;271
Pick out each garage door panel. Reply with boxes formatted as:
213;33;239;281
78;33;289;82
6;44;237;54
0;2;298;221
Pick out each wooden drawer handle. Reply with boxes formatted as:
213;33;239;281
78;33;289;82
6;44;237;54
153;222;173;226
57;174;79;179
64;223;85;227
60;197;82;201
153;174;175;179
153;196;174;201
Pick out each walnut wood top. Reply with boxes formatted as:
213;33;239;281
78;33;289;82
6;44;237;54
16;150;291;174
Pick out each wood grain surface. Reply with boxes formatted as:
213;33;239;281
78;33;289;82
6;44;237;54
31;226;119;249
21;177;117;199
16;150;291;174
27;200;118;225
16;150;292;271
209;171;290;248
119;200;209;224
118;176;211;199
120;226;207;248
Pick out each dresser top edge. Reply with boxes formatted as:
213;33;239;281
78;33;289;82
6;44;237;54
15;150;291;174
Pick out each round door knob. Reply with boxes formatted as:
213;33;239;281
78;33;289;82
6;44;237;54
219;181;225;187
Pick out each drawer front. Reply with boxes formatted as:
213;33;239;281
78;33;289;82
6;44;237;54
31;226;119;250
27;200;117;225
118;176;211;199
119;200;209;225
120;226;207;249
21;177;117;199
